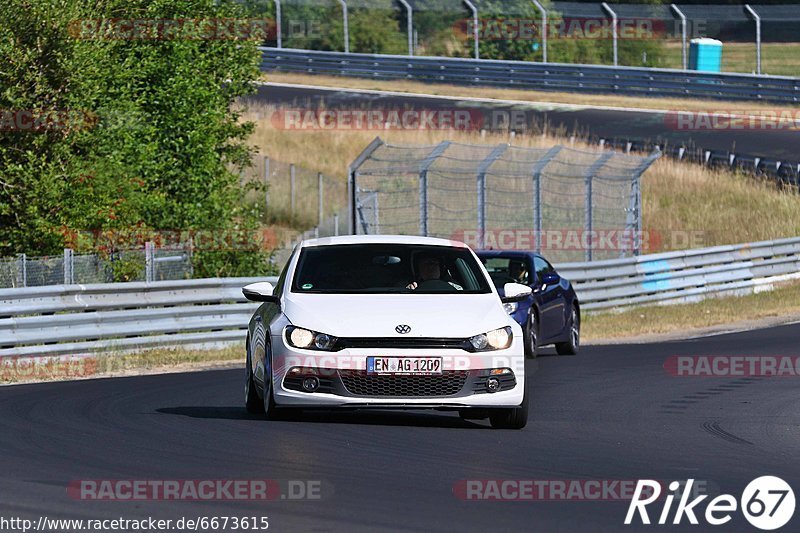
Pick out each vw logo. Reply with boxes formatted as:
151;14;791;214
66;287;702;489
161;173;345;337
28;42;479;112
395;324;411;334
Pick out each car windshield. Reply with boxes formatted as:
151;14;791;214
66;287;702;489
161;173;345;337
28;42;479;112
291;244;492;294
481;257;532;287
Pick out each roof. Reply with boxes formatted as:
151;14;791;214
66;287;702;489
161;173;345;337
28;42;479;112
300;234;468;248
476;249;538;259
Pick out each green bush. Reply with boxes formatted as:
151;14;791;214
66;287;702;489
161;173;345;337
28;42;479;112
0;0;273;277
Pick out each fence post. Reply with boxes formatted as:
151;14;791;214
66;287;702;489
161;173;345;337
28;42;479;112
63;248;74;285
419;141;450;237
670;4;687;70
334;213;340;236
744;5;762;75
264;155;270;211
475;144;509;248
145;241;155;282
318;173;324;227
601;3;618;67
532;0;548;63
290;163;296;217
337;0;349;53
584;152;614;261
275;0;282;48
531;146;561;253
16;253;27;288
398;0;413;56
463;0;479;59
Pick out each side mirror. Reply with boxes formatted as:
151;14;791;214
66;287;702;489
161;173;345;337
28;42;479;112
501;282;532;303
242;282;280;304
541;272;560;285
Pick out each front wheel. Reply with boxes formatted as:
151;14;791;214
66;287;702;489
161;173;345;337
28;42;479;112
489;382;528;429
245;342;264;414
523;310;538;359
555;305;580;356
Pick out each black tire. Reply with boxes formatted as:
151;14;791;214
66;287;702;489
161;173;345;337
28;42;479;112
489;381;528;430
523;309;538;359
555;305;580;356
262;343;301;421
245;340;264;414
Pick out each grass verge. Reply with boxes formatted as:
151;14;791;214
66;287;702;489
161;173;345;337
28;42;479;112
583;279;800;341
0;345;243;385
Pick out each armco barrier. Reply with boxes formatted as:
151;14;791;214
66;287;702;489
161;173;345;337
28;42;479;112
260;48;800;104
0;277;275;358
1;237;799;358
557;237;800;310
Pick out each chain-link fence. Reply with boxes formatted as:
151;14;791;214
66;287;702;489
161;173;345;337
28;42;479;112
250;0;800;73
0;245;192;288
250;155;348;231
349;138;660;262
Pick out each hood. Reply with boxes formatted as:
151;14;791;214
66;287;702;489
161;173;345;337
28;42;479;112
282;292;509;338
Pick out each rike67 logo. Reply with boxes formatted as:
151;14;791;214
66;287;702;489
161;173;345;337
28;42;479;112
625;477;795;530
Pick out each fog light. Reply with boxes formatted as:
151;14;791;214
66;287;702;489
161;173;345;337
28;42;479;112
486;377;501;393
302;376;320;392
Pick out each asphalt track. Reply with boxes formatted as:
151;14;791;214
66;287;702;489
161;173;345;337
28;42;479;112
250;83;800;164
2;323;800;532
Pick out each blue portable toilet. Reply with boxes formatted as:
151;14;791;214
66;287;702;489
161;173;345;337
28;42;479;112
689;38;722;72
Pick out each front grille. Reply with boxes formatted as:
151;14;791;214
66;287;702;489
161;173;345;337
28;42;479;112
333;337;469;351
339;370;468;397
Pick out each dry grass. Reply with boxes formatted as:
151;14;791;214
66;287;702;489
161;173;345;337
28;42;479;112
0;345;243;385
262;72;799;114
583;279;800;340
244;102;800;252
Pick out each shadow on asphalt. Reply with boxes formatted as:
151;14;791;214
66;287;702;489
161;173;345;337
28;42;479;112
156;406;491;429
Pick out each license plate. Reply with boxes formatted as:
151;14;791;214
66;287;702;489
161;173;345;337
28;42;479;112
366;357;442;375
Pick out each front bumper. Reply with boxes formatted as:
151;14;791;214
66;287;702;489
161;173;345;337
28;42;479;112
270;335;525;408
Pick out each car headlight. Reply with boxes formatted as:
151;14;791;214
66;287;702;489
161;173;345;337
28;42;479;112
503;302;517;315
285;326;338;351
468;326;512;351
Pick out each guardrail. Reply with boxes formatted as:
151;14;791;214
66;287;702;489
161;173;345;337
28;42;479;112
0;277;276;358
1;237;799;358
558;237;800;310
260;47;800;104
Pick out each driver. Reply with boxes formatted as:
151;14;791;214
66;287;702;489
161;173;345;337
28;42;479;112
508;260;529;284
406;254;462;291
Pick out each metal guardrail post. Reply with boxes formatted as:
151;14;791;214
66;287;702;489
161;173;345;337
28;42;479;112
670;4;687;70
532;0;548;63
275;0;282;48
744;5;761;75
584;152;614;261
16;253;26;288
337;0;349;53
463;0;479;60
601;3;618;67
63;248;74;285
397;0;414;56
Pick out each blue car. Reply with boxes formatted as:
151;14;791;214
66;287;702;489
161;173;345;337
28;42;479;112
476;250;580;358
